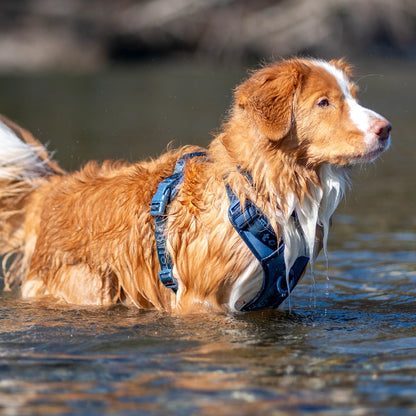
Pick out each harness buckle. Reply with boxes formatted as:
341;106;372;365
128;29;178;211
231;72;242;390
229;200;259;230
158;269;178;292
150;183;172;216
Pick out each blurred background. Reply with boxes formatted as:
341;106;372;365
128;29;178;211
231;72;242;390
0;0;415;70
0;0;414;225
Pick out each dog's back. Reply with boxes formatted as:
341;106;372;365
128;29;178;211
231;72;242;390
0;115;199;308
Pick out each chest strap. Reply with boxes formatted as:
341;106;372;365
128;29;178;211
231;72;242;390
225;183;309;311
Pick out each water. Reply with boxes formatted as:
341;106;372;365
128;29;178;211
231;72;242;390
0;58;415;415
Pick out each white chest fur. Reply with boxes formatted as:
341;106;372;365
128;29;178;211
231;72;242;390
228;164;349;311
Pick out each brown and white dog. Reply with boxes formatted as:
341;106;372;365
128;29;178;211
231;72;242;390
0;58;391;313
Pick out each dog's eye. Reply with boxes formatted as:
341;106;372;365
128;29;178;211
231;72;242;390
317;98;330;108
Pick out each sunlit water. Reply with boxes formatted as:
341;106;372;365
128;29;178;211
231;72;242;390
0;59;415;415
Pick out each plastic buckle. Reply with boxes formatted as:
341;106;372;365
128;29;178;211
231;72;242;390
229;200;259;230
150;183;172;216
159;269;178;292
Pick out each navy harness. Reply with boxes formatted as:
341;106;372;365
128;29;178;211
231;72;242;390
150;152;309;311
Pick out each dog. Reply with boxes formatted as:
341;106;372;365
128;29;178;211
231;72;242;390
0;58;391;313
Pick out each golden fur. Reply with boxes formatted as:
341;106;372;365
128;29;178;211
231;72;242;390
0;58;391;313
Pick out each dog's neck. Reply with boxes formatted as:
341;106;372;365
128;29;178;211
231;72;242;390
211;120;348;228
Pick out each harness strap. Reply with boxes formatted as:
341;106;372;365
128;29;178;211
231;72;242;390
150;152;207;292
225;183;309;311
150;152;309;312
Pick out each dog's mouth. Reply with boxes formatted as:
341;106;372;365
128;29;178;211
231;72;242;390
350;139;391;164
356;148;385;163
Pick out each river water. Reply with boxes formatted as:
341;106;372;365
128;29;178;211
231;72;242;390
0;58;415;415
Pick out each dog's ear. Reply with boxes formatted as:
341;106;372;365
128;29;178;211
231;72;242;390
329;58;353;77
234;60;307;141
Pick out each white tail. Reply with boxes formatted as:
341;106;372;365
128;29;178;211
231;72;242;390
0;119;57;182
0;115;63;290
0;117;63;182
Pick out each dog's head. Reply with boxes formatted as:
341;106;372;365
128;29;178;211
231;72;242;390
234;58;391;166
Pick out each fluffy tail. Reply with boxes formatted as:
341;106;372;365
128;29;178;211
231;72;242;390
0;115;64;290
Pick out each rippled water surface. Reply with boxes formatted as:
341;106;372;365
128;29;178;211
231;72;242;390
0;59;415;415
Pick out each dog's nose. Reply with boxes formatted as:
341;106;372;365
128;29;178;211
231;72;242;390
371;119;392;142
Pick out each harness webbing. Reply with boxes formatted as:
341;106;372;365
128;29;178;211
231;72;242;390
225;183;309;311
150;152;207;292
150;152;309;311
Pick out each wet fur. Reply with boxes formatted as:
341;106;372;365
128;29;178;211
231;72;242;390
0;58;390;313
